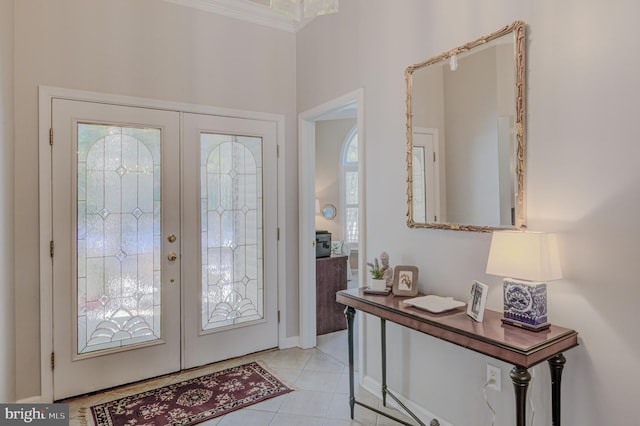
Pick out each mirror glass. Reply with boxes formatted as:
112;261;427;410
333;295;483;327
322;204;336;220
406;21;526;232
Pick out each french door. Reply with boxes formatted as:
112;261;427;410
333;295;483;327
50;99;278;399
181;113;278;369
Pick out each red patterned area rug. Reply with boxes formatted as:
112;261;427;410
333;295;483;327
91;361;293;426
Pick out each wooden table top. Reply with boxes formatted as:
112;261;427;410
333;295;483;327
336;288;578;368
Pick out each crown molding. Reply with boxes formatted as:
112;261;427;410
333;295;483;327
164;0;314;33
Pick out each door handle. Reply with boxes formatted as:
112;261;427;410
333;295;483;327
167;252;178;261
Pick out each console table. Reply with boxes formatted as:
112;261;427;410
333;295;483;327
336;288;578;426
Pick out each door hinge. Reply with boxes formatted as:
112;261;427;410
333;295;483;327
434;215;438;222
50;352;55;370
433;151;436;162
277;144;280;158
277;310;281;323
50;240;54;257
49;128;53;146
277;227;280;241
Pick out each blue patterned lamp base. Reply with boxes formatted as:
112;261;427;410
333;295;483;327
502;278;550;331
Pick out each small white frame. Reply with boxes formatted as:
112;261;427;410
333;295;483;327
467;280;489;322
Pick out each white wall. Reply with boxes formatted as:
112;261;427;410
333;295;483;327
297;1;640;425
0;0;16;403
13;0;297;400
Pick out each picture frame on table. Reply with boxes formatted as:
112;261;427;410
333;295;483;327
467;280;489;322
392;265;419;297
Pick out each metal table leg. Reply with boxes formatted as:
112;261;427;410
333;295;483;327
510;366;531;426
378;317;426;426
381;318;387;406
344;306;356;419
344;307;427;426
548;353;566;426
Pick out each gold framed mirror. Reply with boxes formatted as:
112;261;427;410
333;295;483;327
406;21;526;232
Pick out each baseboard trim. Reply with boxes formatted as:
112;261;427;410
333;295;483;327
279;335;299;349
16;395;44;404
361;375;453;426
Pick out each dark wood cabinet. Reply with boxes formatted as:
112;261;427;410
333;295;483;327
316;255;348;335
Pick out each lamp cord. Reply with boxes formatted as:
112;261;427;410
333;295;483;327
482;379;496;426
483;368;536;426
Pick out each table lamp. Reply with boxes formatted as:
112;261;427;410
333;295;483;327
486;230;562;331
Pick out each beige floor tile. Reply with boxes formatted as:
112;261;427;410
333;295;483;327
264;347;315;370
246;393;288;412
317;331;350;366
334;371;359;395
278;389;334;417
323;418;377;426
326;393;378;424
265;366;302;387
270;412;325;426
305;350;346;374
216;409;275;426
295;370;342;392
198;415;224;425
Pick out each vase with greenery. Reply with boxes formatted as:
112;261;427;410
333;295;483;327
367;258;387;291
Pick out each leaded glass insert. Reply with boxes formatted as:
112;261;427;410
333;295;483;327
342;131;359;245
200;133;263;330
345;171;358;206
344;133;358;163
345;207;359;243
77;123;162;354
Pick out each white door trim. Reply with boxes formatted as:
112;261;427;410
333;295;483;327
298;88;365;352
38;85;286;402
412;127;441;223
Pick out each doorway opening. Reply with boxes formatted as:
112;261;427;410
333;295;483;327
298;89;364;370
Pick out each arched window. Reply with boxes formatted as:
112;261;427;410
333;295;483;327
341;127;358;246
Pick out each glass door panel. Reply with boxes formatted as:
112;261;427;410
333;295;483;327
77;124;162;354
200;134;264;330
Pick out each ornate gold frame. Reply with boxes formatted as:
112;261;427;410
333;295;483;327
405;21;527;232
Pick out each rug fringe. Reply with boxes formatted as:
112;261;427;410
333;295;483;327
77;406;89;426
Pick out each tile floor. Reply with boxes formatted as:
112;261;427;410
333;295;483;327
65;330;419;426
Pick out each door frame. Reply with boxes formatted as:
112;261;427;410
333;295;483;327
412;127;441;223
298;88;365;350
38;86;287;402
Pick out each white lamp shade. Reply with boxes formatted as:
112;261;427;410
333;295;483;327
486;231;562;281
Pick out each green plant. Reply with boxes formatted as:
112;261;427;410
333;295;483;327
367;258;385;279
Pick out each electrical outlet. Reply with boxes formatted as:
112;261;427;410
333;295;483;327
486;364;501;391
